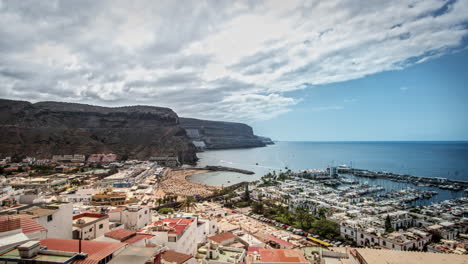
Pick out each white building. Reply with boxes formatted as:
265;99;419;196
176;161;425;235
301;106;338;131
140;217;199;255
62;188;103;204
21;203;73;239
72;212;110;240
108;205;152;231
196;218;219;244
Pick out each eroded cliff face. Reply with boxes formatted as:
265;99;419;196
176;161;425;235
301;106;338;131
179;117;271;149
0;99;197;163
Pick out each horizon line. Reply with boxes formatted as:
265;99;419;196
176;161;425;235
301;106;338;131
272;140;468;143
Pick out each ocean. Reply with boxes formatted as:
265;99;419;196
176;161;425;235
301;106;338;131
189;141;468;204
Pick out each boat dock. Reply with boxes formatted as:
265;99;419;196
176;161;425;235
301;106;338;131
337;167;468;190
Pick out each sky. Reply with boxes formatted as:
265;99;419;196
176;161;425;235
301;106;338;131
0;0;467;141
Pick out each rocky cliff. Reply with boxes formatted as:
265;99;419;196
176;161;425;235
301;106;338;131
0;99;272;162
0;99;197;163
179;117;272;149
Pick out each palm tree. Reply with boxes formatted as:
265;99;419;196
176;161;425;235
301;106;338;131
181;196;197;212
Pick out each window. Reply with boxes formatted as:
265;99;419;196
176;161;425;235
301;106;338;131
168;236;177;242
47;215;53;222
99;224;104;229
360;234;363;238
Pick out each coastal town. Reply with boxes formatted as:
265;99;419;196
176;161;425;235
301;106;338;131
0;153;467;264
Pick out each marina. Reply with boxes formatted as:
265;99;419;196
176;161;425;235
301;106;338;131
338;166;468;190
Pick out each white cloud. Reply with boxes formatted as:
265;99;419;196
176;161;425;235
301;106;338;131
0;0;467;121
400;86;410;91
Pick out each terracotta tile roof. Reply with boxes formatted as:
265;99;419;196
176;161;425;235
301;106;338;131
0;217;20;232
0;214;47;234
105;229;135;241
208;232;237;243
247;247;262;254
161;250;193;264
253;249;307;263
153;218;194;235
124;234;154;245
40;238;126;264
104;229;154;244
73;212;108;220
265;235;294;248
108;207;126;213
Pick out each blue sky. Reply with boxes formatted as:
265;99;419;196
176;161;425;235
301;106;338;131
0;0;467;141
252;49;468;141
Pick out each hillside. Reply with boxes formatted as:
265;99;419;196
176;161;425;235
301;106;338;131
0;99;272;162
179;118;272;149
0;99;197;163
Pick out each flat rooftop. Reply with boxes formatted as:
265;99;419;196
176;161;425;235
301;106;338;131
355;248;468;264
0;248;73;263
216;249;242;263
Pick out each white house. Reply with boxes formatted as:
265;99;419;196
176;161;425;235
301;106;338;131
72;212;110;240
108;205;152;231
140;217;199;255
21;202;73;239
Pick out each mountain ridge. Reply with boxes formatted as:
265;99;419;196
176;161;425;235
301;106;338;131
0;98;271;163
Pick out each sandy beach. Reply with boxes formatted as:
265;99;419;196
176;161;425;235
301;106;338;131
157;169;219;198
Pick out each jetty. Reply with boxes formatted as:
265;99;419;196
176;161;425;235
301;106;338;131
176;166;255;175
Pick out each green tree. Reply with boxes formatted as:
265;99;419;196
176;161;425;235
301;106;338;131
180;196;197;212
310;219;340;240
385;215;394;233
317;208;328;219
158;208;174;214
244;184;250;202
296;207;309;229
431;231;442;243
278;172;288;181
252;202;264;214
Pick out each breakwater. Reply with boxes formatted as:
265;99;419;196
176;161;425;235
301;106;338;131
177;166;255;175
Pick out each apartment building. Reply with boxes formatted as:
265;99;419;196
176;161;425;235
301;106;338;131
108;205;152;231
72;212;110;240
